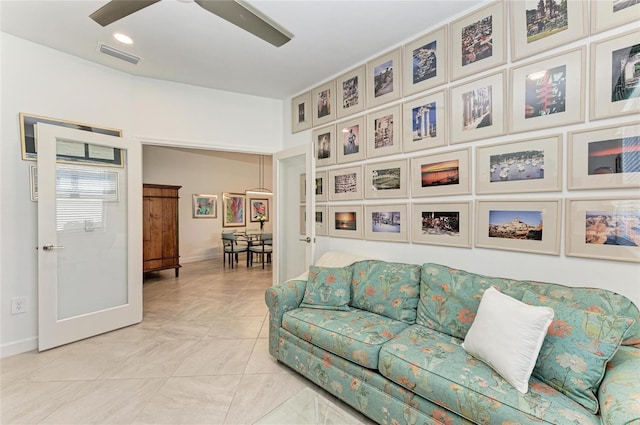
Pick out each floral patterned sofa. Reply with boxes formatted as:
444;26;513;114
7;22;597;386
265;252;640;425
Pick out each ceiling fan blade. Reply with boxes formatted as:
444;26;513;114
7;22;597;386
194;0;292;47
90;0;161;26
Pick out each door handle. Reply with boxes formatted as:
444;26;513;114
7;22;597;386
298;237;311;243
42;244;65;251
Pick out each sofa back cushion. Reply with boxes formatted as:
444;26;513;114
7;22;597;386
351;260;421;323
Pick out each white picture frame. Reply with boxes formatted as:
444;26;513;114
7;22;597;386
291;91;312;133
312;80;337;127
367;105;402;159
411;201;472;248
364;159;409;199
590;0;640;34
402;25;448;96
364;203;409;243
336;116;366;164
328;204;363;239
315;204;328;236
403;89;447;153
313;124;336;167
336;65;366;119
366;48;402;108
411;147;472;198
315;170;328;202
328;165;363;201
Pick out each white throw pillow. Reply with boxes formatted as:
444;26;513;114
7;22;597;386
462;286;554;394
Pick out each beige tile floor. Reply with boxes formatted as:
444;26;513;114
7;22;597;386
1;259;373;425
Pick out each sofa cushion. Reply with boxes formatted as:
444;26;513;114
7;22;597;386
351;260;421;323
598;346;640;425
523;290;635;413
378;324;600;425
282;307;409;369
300;265;353;311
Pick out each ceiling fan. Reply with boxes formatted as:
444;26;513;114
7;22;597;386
90;0;293;47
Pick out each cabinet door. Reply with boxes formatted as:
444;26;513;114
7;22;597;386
143;196;164;268
161;193;179;266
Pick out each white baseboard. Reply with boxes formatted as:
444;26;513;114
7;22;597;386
1;336;38;358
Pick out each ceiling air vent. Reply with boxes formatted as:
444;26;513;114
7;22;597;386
97;43;141;65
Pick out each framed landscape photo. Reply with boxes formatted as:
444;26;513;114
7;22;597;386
248;198;269;222
450;71;506;145
313;124;336;167
364;159;409;199
402;25;448;96
291;91;312;133
366;48;402;108
192;194;217;218
336;65;366;119
312;80;336;127
450;0;506;81
475;199;561;256
367;105;402;159
510;47;585;134
476;135;562;194
315;205;328;236
328;165;363;201
411;201;472;248
411;148;471;198
566;197;640;263
364;204;409;243
403;90;447;153
336;116;366;164
328;205;363;239
315;170;328;202
590;30;640;121
567;123;640;190
509;0;587;62
591;0;640;34
222;192;246;227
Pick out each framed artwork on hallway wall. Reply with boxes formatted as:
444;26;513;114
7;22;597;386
313;125;336;167
590;0;640;34
291;91;312;133
328;205;363;239
364;159;408;199
192;194;217;218
411;201;472;248
367;105;402;158
336;116;366;164
315;205;328;236
402;25;448;96
328;165;363;201
249;198;269;222
312;80;336;127
411;148;471;198
336;65;366;119
403;89;447;152
364;203;409;243
222;192;246;227
315;170;328;202
366;48;402;108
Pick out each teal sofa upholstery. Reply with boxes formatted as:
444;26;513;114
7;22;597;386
265;256;640;425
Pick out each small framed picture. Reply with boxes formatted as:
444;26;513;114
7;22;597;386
510;47;585;134
312;80;336;127
590;30;640;121
336;116;366;164
367;105;402;159
403;89;447;153
192;194;217;218
475;199;561;256
328;165;363;201
450;0;507;81
364;204;409;243
336;65;366;119
222;192;246;227
591;0;640;34
291;91;312;133
299;173;306;204
449;71;506;145
476;135;562;194
364;159;409;199
567;123;640;190
411;201;472;248
313;124;336;167
315;170;328;202
566;197;640;263
402;25;448;96
411;148;471;198
248;198;269;222
509;0;587;62
366;48;402;109
315;205;328;236
328;205;363;239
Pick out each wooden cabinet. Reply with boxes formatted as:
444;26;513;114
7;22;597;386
143;184;181;276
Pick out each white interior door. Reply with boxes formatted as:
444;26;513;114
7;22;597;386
36;123;142;351
273;144;314;284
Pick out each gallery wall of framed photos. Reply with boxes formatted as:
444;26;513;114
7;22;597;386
291;0;640;265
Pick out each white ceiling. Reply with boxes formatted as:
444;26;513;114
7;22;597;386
0;0;481;99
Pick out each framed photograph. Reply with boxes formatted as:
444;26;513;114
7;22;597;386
402;25;448;96
19;112;123;167
312;80;336;127
364;204;409;243
364;159;409;199
403;90;447;153
411;148;471;198
249;198;269;222
367;105;402;159
475;199;561;256
566;197;640;263
450;0;507;81
336;65;366;119
567;123;640;190
449;71;506;145
411;201;472;248
366;48;402;108
476;135;562;194
315;170;328;202
328;205;363;239
590;30;640;121
336;116;366;164
291;91;312;133
510;47;585;134
192;194;217;218
328;165;363;201
591;0;640;34
510;0;587;62
315;205;328;236
299;173;306;204
313;124;336;167
222;193;246;227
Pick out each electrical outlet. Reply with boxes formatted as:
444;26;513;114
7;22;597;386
11;297;27;314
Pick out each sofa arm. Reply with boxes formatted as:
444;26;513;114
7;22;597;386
264;279;307;357
598;346;640;425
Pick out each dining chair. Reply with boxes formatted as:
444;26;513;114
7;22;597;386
248;232;273;269
221;232;249;268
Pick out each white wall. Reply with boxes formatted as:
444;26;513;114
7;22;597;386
0;33;283;356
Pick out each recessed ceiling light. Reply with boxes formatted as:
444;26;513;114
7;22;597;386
113;33;133;45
